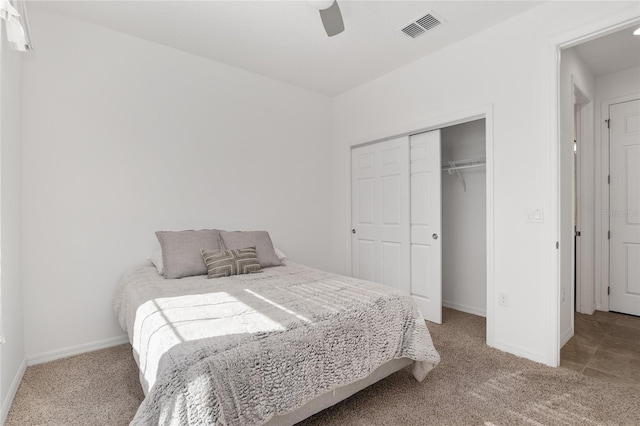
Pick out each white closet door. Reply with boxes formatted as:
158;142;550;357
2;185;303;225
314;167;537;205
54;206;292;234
351;137;410;292
610;99;640;316
410;130;442;323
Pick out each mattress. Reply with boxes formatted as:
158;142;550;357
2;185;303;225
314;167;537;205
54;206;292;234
114;262;440;425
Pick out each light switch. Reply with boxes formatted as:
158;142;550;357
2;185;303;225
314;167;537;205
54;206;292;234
526;208;544;223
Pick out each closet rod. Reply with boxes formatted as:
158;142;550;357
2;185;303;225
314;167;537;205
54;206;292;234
442;158;485;192
442;163;485;171
441;159;486;172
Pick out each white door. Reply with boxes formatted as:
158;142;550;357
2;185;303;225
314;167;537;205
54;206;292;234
610;99;640;316
351;137;411;292
409;130;442;323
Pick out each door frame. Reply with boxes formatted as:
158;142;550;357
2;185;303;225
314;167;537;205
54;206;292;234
344;104;495;346
599;94;640;312
572;79;594;319
550;10;640;366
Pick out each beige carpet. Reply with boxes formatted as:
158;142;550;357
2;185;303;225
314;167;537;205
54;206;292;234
7;309;640;425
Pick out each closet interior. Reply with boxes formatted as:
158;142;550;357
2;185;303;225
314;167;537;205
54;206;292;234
441;119;487;317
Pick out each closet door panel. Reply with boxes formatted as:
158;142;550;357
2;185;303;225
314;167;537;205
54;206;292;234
410;130;442;324
382;241;402;288
411;172;430;227
355;239;375;282
352;137;410;292
356;178;375;225
410;244;431;299
381;175;401;225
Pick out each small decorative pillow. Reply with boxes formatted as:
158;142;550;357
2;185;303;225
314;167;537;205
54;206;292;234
201;247;262;279
219;230;282;268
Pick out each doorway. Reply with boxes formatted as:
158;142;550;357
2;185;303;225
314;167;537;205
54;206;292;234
441;120;487;318
557;21;640;374
574;99;581;314
560;26;640;321
572;84;592;322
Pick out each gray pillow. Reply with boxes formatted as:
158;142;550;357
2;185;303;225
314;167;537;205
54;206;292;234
201;247;261;279
156;229;223;279
219;230;282;268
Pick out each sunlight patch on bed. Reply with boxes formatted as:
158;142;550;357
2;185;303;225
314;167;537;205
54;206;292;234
243;288;311;323
133;292;286;393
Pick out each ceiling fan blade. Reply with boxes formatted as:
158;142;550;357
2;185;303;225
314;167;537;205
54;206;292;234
319;1;344;37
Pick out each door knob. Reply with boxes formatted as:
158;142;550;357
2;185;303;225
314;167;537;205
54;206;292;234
352;229;356;234
432;233;438;240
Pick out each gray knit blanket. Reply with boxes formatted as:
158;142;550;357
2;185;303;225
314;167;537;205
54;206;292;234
114;263;440;425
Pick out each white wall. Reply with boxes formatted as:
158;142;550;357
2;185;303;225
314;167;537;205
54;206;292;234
594;65;640;310
559;48;595;344
0;30;25;422
595;66;640;100
441;120;486;317
21;8;333;362
331;1;638;365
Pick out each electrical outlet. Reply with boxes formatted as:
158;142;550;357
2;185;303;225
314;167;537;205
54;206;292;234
561;287;566;302
498;292;509;307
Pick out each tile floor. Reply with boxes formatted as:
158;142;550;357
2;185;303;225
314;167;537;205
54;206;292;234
560;310;640;389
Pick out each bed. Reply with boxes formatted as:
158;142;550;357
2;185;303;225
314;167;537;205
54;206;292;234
114;261;440;425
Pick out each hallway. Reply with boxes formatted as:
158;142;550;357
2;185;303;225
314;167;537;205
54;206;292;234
561;310;640;389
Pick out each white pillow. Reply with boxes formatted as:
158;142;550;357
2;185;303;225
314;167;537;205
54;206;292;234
273;246;286;261
148;250;164;275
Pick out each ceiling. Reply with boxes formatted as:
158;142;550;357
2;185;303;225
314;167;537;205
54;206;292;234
32;1;543;96
573;25;640;77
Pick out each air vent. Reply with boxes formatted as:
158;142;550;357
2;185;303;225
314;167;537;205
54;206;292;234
402;23;426;38
416;14;441;31
399;10;445;39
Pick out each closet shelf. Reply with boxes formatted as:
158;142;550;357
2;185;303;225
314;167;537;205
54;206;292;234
442;158;485;192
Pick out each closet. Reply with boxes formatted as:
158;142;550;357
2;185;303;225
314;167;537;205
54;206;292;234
351;119;487;323
441;120;487;317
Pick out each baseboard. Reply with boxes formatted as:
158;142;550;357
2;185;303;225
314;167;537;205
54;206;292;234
27;335;129;366
560;327;574;348
1;358;26;425
578;304;595;315
442;299;486;318
491;339;548;366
